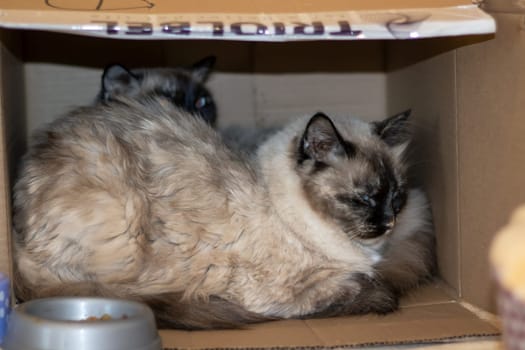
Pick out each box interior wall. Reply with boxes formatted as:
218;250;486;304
2;31;465;299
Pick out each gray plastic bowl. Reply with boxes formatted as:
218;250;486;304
2;297;162;350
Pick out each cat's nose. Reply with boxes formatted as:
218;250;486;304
383;218;395;231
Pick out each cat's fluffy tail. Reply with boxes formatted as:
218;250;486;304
14;280;274;329
142;292;274;329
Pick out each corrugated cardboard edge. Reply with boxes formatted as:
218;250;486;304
0;5;495;41
160;335;502;350
161;337;501;350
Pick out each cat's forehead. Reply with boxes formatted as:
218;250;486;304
326;117;402;183
330;116;375;143
331;150;391;185
289;114;373;139
133;68;194;88
332;116;404;163
353;154;396;187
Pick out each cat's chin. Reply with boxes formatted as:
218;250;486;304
352;227;397;261
356;228;392;241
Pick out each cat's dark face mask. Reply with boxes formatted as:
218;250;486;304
98;56;217;126
344;163;408;239
295;110;411;240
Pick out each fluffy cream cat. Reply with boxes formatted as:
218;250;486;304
13;93;435;329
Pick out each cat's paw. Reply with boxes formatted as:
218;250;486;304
305;274;399;318
342;273;399;315
361;287;399;315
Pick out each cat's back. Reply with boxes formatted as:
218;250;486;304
18;100;173;196
15;97;248;214
16;95;258;229
20;97;226;179
13;97;254;296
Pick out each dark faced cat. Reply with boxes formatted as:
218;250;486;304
98;56;217;125
13;93;435;329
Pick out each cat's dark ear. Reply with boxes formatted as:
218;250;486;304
101;64;140;101
191;56;216;82
373;109;411;157
300;112;350;163
374;109;411;146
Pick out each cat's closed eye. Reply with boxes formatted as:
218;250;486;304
335;193;376;208
391;190;406;214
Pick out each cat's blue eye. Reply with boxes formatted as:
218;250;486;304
360;194;376;208
195;96;207;109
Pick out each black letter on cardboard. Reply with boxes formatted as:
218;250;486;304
126;22;153;35
293;21;324;35
273;22;286;35
231;22;268;35
91;20;119;34
330;21;362;36
161;21;191;35
197;21;224;36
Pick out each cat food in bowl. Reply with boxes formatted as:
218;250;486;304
2;297;162;350
490;205;525;350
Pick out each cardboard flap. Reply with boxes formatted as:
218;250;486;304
0;0;495;40
159;304;499;349
158;283;500;349
481;0;525;13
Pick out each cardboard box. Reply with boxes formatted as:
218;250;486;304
0;0;518;348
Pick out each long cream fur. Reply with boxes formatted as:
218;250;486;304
13;97;435;329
